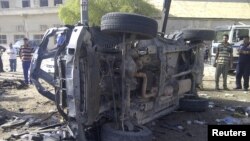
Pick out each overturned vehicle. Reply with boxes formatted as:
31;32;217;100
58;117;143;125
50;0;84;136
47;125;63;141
30;11;215;141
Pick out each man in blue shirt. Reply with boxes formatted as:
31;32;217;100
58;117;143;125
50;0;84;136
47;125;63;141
235;36;250;91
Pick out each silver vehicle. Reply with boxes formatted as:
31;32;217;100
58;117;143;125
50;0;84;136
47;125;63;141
30;1;215;140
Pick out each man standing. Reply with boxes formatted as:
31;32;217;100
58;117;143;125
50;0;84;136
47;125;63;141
19;38;33;84
214;34;233;90
7;43;17;72
0;45;6;72
235;36;250;91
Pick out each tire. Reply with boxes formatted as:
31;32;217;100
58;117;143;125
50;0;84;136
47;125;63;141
179;96;208;112
101;12;158;40
101;123;152;141
182;29;215;41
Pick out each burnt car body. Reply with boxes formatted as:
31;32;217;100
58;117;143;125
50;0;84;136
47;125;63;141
30;11;215;141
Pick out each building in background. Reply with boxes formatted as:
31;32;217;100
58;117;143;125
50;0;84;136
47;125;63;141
0;0;65;47
1;0;250;47
148;0;250;34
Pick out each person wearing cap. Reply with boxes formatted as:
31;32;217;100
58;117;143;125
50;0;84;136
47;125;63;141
235;36;250;91
19;38;33;84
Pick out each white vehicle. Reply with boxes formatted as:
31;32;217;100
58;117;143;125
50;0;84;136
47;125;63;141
13;39;40;56
41;58;55;74
211;25;250;70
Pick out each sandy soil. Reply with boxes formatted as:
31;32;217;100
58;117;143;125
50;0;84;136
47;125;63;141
0;52;250;141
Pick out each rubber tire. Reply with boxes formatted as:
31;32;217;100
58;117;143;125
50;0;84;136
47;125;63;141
101;12;158;40
101;123;152;141
179;96;208;112
182;29;215;41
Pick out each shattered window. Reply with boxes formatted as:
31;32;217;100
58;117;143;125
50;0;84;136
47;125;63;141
232;29;250;42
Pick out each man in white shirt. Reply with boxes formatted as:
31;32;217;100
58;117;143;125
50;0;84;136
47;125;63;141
0;45;6;72
7;43;17;72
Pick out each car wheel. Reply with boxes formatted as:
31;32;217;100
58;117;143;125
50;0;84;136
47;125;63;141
182;29;215;41
101;123;152;141
179;96;208;112
101;12;158;40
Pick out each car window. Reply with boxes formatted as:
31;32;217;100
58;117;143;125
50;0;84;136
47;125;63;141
232;29;250;42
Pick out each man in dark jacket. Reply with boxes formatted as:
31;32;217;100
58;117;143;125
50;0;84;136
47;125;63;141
235;36;250;91
0;45;6;72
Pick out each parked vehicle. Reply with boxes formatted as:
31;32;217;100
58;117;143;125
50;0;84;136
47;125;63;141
30;1;215;141
211;24;250;70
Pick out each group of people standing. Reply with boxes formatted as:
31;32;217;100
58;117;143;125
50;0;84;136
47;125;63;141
0;43;16;72
0;37;34;85
214;34;250;91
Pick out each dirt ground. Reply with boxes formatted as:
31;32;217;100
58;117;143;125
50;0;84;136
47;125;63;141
0;55;250;141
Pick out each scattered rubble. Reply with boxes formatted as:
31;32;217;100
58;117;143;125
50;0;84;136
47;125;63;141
208;101;215;108
224;93;235;97
160;123;185;132
216;116;241;125
224;106;235;112
0;115;7;126
193;120;206;125
0;116;27;130
0;79;28;90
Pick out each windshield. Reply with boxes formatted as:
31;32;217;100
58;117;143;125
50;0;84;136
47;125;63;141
232;28;250;42
214;30;229;43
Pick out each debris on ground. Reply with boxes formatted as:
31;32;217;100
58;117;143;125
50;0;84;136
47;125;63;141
216;116;241;125
245;107;250;117
0;115;7;126
224;106;235;112
193;120;206;125
9;124;68;141
0;79;28;90
0;111;59;132
198;93;210;98
18;108;25;113
186;120;192;125
208;101;215;108
0;116;27;130
0;89;5;95
160;123;185;132
224;93;235;97
238;99;247;102
198;93;208;97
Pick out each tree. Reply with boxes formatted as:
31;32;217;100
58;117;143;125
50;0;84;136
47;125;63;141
58;0;160;25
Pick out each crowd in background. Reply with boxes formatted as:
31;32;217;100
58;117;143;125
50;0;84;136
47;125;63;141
213;34;250;91
0;38;34;85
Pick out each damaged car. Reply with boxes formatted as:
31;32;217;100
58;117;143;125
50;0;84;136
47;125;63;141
30;2;215;141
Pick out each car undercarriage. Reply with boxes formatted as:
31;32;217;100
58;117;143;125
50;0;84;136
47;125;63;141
30;7;215;141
